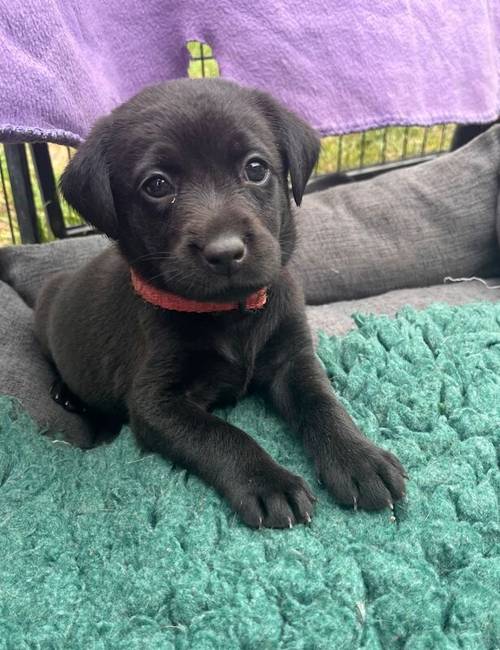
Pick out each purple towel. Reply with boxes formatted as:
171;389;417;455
1;0;499;145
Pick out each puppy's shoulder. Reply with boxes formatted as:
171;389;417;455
58;244;134;321
269;266;306;317
86;243;127;275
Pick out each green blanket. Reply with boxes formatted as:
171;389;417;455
0;303;498;649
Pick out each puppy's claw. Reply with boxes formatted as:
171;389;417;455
353;496;358;512
305;512;312;524
288;517;293;529
258;517;263;529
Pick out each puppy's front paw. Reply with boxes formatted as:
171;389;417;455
314;439;406;511
227;464;316;529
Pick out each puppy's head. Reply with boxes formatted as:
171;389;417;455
61;79;319;301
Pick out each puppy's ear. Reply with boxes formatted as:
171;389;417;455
60;116;118;239
255;93;320;206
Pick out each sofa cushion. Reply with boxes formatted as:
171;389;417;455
0;235;109;307
306;277;500;337
295;125;500;304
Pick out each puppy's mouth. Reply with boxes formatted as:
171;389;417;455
157;253;281;303
199;281;268;303
166;273;270;303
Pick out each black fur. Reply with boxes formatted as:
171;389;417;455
35;79;406;528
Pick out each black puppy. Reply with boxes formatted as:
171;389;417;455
35;79;406;528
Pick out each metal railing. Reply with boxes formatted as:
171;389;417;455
0;40;491;246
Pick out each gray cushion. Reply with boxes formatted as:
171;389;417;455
306;277;500;338
295;125;500;304
0;235;109;307
0;279;95;446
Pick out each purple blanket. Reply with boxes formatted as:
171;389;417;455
1;0;499;145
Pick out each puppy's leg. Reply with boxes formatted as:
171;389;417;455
258;321;407;511
128;376;315;528
51;378;88;414
34;271;69;357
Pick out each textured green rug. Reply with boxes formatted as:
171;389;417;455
1;302;499;649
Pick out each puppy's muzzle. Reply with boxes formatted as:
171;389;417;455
202;234;247;276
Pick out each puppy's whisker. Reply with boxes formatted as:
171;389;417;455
163;267;198;282
143;268;198;285
128;251;180;264
184;273;202;297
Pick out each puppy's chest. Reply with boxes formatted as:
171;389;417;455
182;334;257;409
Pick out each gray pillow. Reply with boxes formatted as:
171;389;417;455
306;277;500;338
0;279;96;446
294;125;500;304
0;235;109;307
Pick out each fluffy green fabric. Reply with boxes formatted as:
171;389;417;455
1;302;499;649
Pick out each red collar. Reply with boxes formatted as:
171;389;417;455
130;270;267;313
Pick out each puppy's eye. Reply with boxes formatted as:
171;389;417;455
243;158;270;184
141;174;175;199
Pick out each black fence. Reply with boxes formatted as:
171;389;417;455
0;41;493;246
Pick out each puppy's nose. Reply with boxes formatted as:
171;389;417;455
202;235;247;275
